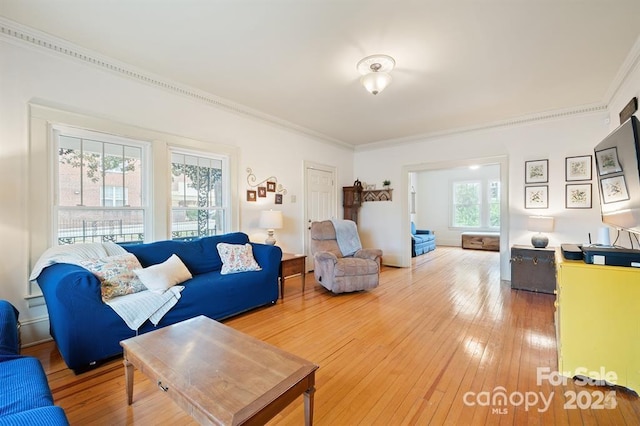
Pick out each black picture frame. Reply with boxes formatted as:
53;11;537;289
595;147;623;176
525;159;548;184
600;175;630;204
275;193;283;205
565;183;592;209
525;185;548;209
565;155;592;181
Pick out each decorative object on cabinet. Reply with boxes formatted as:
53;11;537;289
565;155;592;181
247;190;257;202
510;245;555;294
527;216;554;248
525;185;548;209
259;210;283;245
343;186;362;224
556;251;640;394
595;147;623;176
383;180;391;189
565;183;592;209
525;159;548;183
600;175;630;203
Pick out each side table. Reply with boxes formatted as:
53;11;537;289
280;253;307;299
510;245;556;294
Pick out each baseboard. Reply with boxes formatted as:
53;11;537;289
19;315;52;347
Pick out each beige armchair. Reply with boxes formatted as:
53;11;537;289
310;220;382;293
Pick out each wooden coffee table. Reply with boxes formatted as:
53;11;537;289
120;316;318;425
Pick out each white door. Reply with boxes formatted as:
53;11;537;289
305;163;336;271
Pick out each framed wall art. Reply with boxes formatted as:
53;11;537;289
600;175;630;204
266;181;276;192
595;147;623;176
565;183;592;209
525;185;548;209
275;193;283;205
565;155;592;181
258;187;267;197
246;190;257;202
525;159;548;184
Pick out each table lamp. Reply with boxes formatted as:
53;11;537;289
259;210;283;245
527;216;555;248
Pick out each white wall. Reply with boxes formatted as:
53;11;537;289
0;37;354;344
355;112;612;276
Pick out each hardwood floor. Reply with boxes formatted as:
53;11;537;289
24;247;640;425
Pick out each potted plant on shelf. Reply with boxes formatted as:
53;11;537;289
383;180;391;189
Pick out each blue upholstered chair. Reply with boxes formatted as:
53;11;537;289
411;222;436;257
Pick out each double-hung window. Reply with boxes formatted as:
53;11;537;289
54;127;149;245
170;150;228;239
452;181;481;227
451;179;500;229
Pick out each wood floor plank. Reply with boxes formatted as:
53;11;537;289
21;246;640;425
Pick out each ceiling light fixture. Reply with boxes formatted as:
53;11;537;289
357;54;395;95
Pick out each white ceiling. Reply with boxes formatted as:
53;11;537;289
2;1;640;147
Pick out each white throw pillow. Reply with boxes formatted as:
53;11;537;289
216;243;262;275
134;254;192;294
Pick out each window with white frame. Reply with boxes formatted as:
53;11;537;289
170;150;228;239
452;181;481;227
451;180;500;229
55;127;148;245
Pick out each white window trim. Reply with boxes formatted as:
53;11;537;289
450;179;500;230
52;125;152;243
28;102;239;297
168;146;232;236
450;180;482;229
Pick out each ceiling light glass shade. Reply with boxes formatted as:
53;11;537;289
360;72;392;95
357;54;396;95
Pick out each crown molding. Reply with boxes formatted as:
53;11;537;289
603;34;640;105
355;103;608;152
0;17;352;150
2;17;631;153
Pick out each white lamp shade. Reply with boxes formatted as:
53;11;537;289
360;72;392;95
259;210;283;229
527;216;555;233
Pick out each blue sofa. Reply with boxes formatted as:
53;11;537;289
0;300;69;425
37;232;281;372
411;222;436;257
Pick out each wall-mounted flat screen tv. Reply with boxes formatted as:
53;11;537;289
594;116;640;235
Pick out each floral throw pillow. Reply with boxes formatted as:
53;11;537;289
216;243;262;275
80;253;147;301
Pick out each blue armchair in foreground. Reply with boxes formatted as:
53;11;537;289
411;222;436;257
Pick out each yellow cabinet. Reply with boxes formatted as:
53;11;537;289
555;251;640;393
